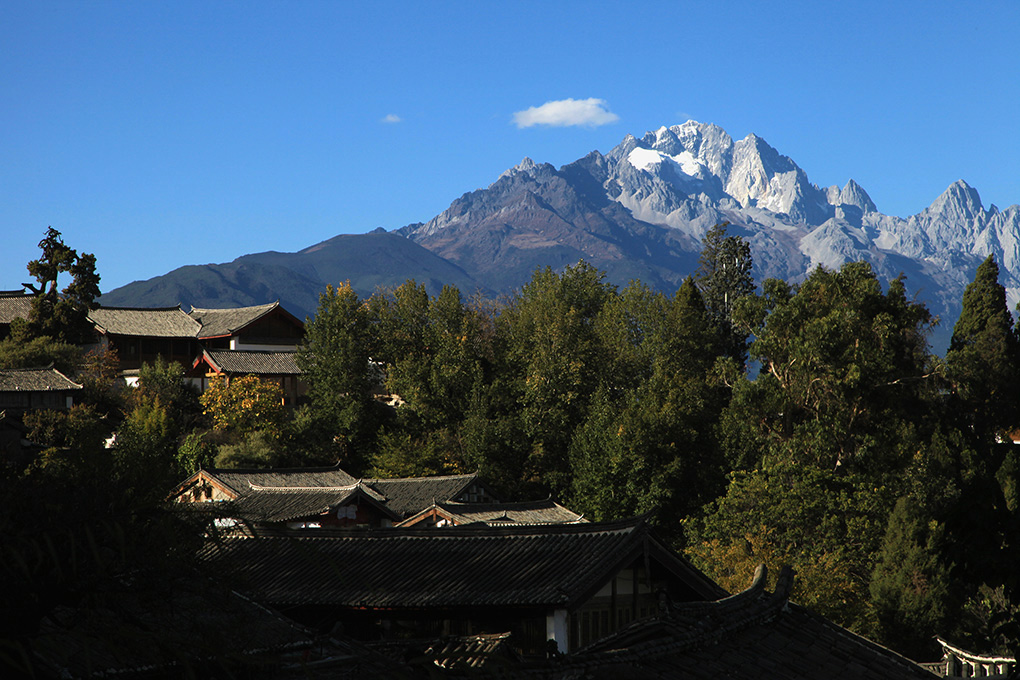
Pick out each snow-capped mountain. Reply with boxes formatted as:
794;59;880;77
401;121;1020;351
104;120;1018;355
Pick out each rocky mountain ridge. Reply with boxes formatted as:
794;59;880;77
398;120;1019;351
102;121;1019;353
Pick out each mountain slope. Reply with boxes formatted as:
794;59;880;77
100;230;488;319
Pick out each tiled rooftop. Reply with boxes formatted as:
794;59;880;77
202;349;301;375
88;306;201;338
224;483;397;523
400;498;586;527
0;367;82;392
197;517;725;610
195;465;359;497
190;302;284;338
362;474;481;518
0;293;34;325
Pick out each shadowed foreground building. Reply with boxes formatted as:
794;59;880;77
195;521;939;678
197;517;725;656
523;564;937;679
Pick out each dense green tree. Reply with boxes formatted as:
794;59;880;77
296;282;376;471
870;502;953;659
133;356;202;431
695;222;755;361
0;333;82;375
114;398;180;501
214;430;282;469
569;278;730;541
458;373;535;498
77;346;124;418
375;283;491;432
369;428;466;478
500;261;615;494
691;262;939;635
945;255;1020;441
22;227;101;345
592;280;670;391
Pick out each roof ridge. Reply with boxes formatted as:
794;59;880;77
247;483;362;492
189;301;279;313
365;473;477;483
93;304;185;311
241;515;645;539
208;464;352;474
206;348;297;355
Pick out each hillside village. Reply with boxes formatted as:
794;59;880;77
3;228;1020;678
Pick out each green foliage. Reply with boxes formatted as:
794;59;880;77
135;356;201;430
500;261;616;494
296;281;376;471
213;430;282;469
569;278;730;541
946;255;1020;441
114;397;180;500
458;375;534;499
77;346;124;417
695;222;755;360
0;333;82;376
372;282;493;432
869;497;953;660
23;404;113;480
369;428;466;478
176;431;217;475
23;227;101;345
692;262;941;639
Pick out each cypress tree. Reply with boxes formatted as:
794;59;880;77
946;255;1020;441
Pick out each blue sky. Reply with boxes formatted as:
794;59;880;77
2;1;1018;293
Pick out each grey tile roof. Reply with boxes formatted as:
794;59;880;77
189;302;285;338
546;565;937;680
88;305;201;338
0;293;34;324
197;517;725;609
192;466;360;498
0;367;82;392
399;498;586;527
224;483;398;523
175;468;491;524
202;349;302;375
363;474;481;519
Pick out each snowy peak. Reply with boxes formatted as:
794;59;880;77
642;126;685;156
725;133;827;222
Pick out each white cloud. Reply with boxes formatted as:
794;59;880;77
512;98;619;128
381;114;402;124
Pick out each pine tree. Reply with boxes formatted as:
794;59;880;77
946;255;1020;441
694;223;755;361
